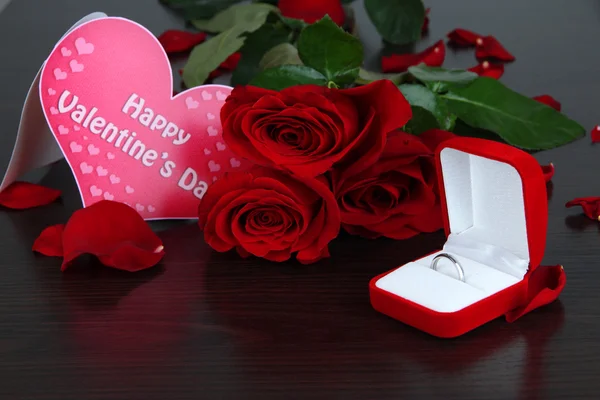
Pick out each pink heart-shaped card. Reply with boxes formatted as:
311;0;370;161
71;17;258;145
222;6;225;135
39;17;250;219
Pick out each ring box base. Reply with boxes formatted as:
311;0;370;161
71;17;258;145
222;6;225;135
369;137;556;338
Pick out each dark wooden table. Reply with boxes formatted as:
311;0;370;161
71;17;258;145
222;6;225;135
1;0;599;398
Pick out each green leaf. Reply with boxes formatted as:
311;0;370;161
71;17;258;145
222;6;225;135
231;23;291;86
452;119;506;143
183;3;277;87
399;84;456;132
357;68;410;85
182;27;246;88
259;43;302;70
297;16;363;85
408;64;478;93
159;0;241;20
278;15;308;32
404;107;441;135
191;3;278;32
364;0;425;45
440;77;586;150
249;65;327;90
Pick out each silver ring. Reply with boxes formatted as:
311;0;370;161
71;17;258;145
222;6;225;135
431;253;465;282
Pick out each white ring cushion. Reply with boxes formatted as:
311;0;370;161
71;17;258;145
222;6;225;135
375;148;529;313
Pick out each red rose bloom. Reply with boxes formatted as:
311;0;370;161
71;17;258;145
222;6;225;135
221;80;412;178
331;129;455;239
198;166;340;264
278;0;345;26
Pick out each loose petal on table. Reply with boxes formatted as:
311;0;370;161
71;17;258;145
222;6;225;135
541;163;555;182
33;200;165;272
447;29;514;61
475;35;515;62
565;197;600;220
591;125;600;143
534;95;561;111
158;30;207;54
447;28;482;46
381;40;445;73
468;61;504;79
208;52;242;80
32;224;65;257
505;264;566;323
0;181;61;209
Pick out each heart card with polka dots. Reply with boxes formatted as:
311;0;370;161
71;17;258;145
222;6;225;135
34;16;249;219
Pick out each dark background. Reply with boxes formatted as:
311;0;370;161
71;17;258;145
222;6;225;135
1;0;599;399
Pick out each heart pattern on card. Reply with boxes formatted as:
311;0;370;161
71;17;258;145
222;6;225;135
185;96;199;109
54;69;67;80
39;17;250;219
80;162;93;174
58;125;69;135
75;37;94;55
70;142;82;153
70;59;84;73
87;144;100;155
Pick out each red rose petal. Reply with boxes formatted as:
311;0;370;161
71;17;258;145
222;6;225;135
468;61;504;79
447;28;482;47
340;80;413;177
505;264;566;322
34;201;164;272
278;0;345;26
565;197;600;221
221;52;242;70
541;163;555;182
0;181;61;210
418;128;457;152
208;52;242;80
381;40;446;73
333;129;454;240
421;8;430;34
591;125;600;143
447;30;514;61
158;30;207;54
476;35;515;62
533;95;561;111
32;224;65;257
198;167;340;265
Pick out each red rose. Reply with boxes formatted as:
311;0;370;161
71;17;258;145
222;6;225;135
221;80;412;178
198;166;340;264
331;129;455;239
278;0;346;26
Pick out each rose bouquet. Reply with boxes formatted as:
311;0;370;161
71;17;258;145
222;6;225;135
152;0;587;264
198;80;453;263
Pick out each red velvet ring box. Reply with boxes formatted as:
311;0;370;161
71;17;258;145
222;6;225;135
369;137;552;338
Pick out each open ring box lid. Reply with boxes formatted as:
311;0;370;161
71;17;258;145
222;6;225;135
369;137;551;338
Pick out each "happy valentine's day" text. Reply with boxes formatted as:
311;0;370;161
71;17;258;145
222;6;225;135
56;90;210;199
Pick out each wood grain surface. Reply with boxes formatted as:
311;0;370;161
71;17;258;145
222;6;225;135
1;0;599;399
